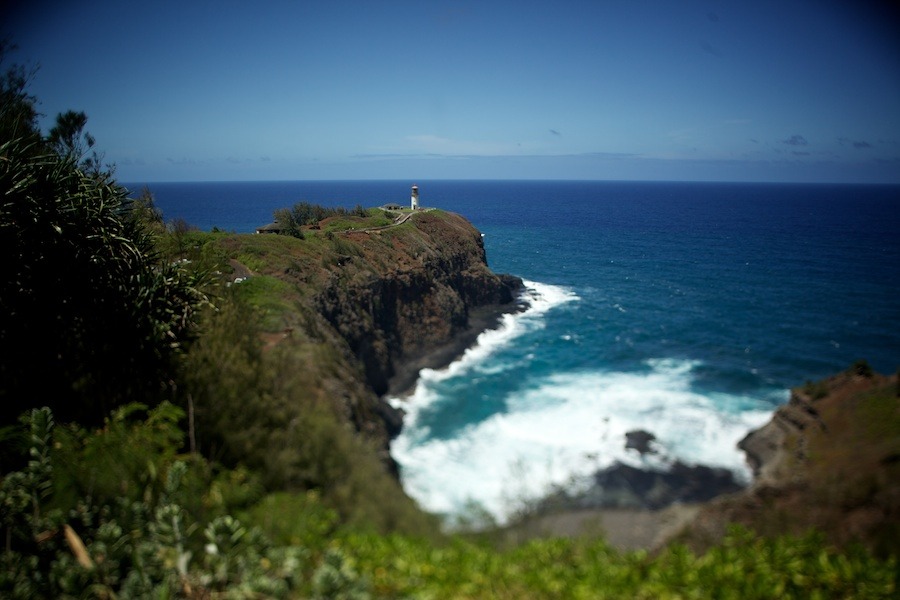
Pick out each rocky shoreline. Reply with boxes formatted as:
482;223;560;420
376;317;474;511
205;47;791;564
223;208;898;556
393;319;899;555
371;269;755;547
508;429;748;551
517;367;900;555
375;298;526;439
384;294;526;399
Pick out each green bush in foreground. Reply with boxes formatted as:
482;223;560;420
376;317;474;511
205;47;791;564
0;406;367;599
2;406;897;599
338;528;897;599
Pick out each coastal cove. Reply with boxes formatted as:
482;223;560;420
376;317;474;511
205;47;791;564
136;179;900;524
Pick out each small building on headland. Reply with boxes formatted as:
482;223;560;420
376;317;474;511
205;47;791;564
255;222;283;234
381;203;404;211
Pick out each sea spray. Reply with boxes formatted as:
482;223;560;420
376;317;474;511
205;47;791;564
388;282;572;421
390;282;781;524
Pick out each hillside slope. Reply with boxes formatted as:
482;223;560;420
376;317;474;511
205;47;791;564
675;364;900;557
192;209;522;469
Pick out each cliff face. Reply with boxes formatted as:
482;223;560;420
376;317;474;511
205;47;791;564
314;211;522;396
219;210;522;462
677;366;900;557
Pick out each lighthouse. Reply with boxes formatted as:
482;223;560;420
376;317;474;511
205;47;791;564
410;184;419;210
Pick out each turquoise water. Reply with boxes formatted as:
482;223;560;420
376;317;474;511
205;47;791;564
134;179;900;521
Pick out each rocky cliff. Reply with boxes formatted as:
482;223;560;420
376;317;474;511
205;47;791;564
313;211;522;397
216;209;522;462
675;364;900;557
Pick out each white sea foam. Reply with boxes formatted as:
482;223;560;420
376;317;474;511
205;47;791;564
389;280;782;526
387;280;577;416
391;354;779;525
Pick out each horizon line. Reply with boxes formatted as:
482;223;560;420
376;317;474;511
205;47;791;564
120;177;900;187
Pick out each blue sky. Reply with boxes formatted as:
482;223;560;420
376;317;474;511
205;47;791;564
4;0;899;183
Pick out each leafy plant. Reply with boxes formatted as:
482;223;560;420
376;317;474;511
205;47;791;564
853;358;874;378
0;406;364;598
0;54;211;426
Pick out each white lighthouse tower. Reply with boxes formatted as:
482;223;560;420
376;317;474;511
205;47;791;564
410;184;419;210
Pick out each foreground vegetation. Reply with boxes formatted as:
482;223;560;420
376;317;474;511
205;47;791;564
2;406;895;598
1;45;897;597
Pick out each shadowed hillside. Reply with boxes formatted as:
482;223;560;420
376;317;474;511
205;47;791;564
674;363;900;557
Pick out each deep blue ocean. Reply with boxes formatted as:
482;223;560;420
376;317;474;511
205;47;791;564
129;179;900;521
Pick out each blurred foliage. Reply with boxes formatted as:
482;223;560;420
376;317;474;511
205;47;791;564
0;406;364;598
179;290;440;537
341;527;897;599
2;406;896;599
853;358;875;378
272;202;367;239
0;48;211;427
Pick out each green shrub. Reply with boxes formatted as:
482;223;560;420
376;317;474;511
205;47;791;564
330;234;362;257
0;406;365;598
339;525;898;599
853;359;874;378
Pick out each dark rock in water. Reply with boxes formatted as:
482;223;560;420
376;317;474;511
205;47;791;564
540;461;744;513
625;430;658;455
592;461;743;509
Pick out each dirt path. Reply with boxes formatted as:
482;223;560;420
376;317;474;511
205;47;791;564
353;208;431;234
228;258;252;279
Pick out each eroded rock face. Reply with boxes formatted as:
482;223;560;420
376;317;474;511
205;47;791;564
737;386;827;486
205;210;522;483
314;212;522;397
678;369;900;556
